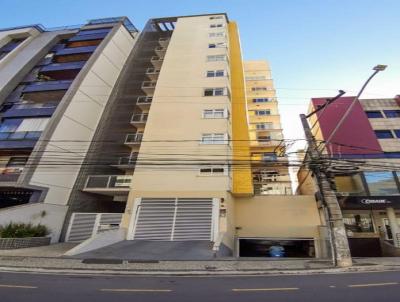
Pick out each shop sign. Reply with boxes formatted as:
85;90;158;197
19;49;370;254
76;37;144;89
339;196;400;209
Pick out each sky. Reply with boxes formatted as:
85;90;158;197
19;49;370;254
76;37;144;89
1;0;399;150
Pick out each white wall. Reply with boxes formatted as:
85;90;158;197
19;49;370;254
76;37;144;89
28;25;136;205
0;203;68;242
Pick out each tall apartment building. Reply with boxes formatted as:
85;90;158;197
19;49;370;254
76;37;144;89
1;14;323;259
244;61;292;195
0;17;138;241
298;96;400;257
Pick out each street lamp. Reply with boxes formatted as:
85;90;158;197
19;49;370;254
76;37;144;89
324;64;387;146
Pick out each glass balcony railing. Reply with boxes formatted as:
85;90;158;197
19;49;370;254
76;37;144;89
85;175;132;189
125;133;143;144
22;80;72;93
131;114;148;123
0;131;42;140
136;96;153;106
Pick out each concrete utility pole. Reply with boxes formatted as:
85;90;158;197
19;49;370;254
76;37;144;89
300;112;353;268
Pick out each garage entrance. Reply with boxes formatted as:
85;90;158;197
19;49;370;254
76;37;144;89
239;238;315;258
132;198;216;241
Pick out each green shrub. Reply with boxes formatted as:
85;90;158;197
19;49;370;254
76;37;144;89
0;223;49;238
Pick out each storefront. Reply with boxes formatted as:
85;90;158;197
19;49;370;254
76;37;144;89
339;195;400;257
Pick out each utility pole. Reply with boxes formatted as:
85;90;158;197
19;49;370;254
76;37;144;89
300;92;352;268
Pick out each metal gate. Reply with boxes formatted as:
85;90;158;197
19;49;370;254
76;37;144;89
65;213;123;242
132;198;216;241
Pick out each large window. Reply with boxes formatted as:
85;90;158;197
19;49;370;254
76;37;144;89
207;55;227;62
201;133;228;144
364;171;399;195
203;88;227;96
16;118;49;132
343;213;374;233
366;111;383;118
375;130;394;139
253;98;271;103
206;70;225;77
254;110;271;116
384;110;400;118
334;174;366;195
202;109;227;119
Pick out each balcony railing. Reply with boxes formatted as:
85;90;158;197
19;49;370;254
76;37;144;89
117;156;137;166
136;96;153;106
131;113;148;124
40;61;86;73
55;45;97;56
125;133;143;144
68;32;109;42
0;131;42;141
141;81;157;89
22;80;72;93
84;175;132;189
0;167;22;182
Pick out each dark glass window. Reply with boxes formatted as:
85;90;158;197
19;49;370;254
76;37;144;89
384;110;400;118
375;130;394;139
394;130;400;138
366;111;383;118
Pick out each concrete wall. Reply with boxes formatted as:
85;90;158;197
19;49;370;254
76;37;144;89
27;24;136;205
0;203;68;242
234;195;321;238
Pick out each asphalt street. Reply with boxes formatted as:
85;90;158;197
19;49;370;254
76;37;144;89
1;270;400;301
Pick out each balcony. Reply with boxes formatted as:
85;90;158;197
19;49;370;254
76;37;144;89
83;175;132;195
158;38;170;47
124;133;143;147
252;173;291;184
145;68;160;81
55;45;97;56
155;46;167;56
254;183;292;195
39;61;86;80
0;167;22;183
3;102;57;118
111;154;138;170
136;96;152;110
141;81;157;94
150;56;164;69
0;131;41;149
130;113;148;126
22;80;72;93
68;32;108;42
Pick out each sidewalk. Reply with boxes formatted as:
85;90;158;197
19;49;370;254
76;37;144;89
0;244;399;275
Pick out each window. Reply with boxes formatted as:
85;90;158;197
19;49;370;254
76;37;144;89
251;87;268;91
208;43;226;48
6;157;28;167
0;38;26;60
206;70;225;77
257;135;271;142
256;123;273;130
253;98;271;103
203;109;228;119
384;110;400;118
366;111;383;118
262;153;277;161
0;119;21;132
199;166;226;175
343;214;374;233
16;118;49;132
201;133;228;144
364;171;399;195
334;174;366;195
394;130;400;138
255;110;271;116
209;32;225;38
203;88;226;96
207;55;227;62
210;24;224;28
209;16;223;20
375;130;394;139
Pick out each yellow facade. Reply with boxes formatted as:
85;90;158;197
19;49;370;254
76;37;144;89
228;22;253;196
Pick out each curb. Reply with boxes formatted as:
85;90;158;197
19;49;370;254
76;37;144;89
0;264;397;276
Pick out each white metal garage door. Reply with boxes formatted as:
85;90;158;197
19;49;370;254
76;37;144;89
132;198;215;241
